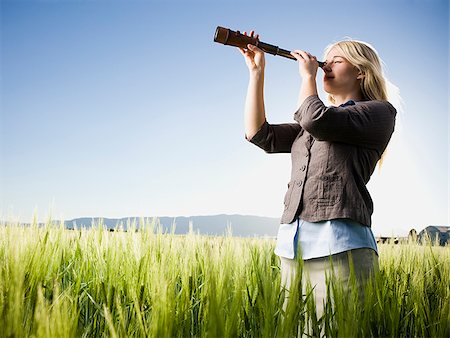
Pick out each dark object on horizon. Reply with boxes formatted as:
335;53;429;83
418;225;449;246
376;236;400;244
376;226;449;246
214;26;325;68
408;228;417;241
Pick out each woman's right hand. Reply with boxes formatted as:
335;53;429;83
238;31;265;74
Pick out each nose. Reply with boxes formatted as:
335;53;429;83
322;62;332;73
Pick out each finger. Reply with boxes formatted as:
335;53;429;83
250;30;254;37
302;51;312;58
290;51;302;60
304;52;317;60
247;44;262;53
238;45;253;55
292;50;308;61
293;49;307;56
301;52;318;63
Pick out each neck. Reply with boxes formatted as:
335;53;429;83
333;92;364;106
332;86;364;106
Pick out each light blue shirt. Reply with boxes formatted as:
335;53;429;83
274;218;378;260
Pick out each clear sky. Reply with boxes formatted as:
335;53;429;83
1;0;448;236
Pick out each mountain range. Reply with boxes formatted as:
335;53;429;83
64;214;280;237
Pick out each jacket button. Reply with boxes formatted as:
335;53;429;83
300;165;306;171
297;180;303;187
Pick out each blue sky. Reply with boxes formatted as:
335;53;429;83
1;0;448;236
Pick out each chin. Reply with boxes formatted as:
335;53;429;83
323;86;333;95
323;82;332;93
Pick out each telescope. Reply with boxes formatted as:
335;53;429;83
214;26;325;68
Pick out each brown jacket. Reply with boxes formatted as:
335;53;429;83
248;95;396;226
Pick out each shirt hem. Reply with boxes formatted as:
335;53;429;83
275;246;378;261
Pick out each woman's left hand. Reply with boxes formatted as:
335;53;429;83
290;50;319;79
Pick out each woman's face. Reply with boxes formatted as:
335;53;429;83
323;47;361;97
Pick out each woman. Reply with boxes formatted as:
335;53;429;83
239;32;396;317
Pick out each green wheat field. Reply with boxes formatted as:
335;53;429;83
1;219;449;337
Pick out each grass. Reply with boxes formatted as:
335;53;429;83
0;219;449;337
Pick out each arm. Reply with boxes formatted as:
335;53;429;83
239;35;301;153
296;95;396;151
248;121;302;153
244;69;266;140
238;31;266;140
290;50;319;108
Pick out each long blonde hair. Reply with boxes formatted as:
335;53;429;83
324;39;388;104
324;39;398;168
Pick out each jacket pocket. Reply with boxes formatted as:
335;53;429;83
315;174;342;206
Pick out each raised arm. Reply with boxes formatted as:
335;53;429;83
296;95;396;152
239;32;302;153
290;49;319;108
238;31;266;140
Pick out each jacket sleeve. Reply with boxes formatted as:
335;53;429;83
245;120;302;153
295;95;396;152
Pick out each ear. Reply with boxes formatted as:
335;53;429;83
357;72;365;80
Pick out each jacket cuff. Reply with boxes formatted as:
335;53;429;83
245;120;269;144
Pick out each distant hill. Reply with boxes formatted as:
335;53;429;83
64;214;280;237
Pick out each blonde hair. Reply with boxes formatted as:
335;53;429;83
324;39;388;104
